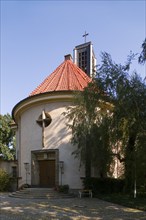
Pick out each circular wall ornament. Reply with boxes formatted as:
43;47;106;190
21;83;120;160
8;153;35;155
36;112;52;127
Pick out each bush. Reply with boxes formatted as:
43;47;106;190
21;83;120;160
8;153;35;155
83;177;125;194
57;184;69;193
0;169;11;191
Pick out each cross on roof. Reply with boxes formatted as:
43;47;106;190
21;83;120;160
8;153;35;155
82;31;89;43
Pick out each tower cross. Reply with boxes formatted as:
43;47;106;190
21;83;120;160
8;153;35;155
82;31;89;43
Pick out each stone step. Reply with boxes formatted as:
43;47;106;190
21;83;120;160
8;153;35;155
9;188;75;199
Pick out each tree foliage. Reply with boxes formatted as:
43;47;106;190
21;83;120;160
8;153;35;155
0;114;16;160
96;52;146;191
64;46;146;191
139;38;146;64
0;169;10;191
64;82;113;178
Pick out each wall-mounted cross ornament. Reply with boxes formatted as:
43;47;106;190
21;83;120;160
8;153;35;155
36;110;52;148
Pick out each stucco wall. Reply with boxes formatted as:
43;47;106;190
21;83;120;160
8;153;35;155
17;100;85;189
0;160;17;175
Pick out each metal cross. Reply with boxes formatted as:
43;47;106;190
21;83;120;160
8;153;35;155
41;110;46;148
36;110;52;148
82;31;89;43
36;110;46;148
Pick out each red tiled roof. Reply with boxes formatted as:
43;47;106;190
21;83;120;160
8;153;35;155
30;59;91;96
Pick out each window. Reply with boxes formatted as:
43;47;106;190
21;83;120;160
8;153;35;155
78;50;87;73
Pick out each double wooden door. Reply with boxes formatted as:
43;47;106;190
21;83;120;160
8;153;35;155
38;160;55;187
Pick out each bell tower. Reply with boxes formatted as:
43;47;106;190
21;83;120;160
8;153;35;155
73;40;96;78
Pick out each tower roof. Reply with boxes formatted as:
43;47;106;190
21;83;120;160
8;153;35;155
30;55;91;96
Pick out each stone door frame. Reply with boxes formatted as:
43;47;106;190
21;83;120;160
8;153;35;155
31;149;59;187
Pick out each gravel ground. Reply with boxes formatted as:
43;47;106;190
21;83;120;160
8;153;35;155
0;193;146;220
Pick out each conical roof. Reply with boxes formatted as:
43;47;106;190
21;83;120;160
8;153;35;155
30;55;91;96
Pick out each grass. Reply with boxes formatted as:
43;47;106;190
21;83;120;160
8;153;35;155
96;193;146;211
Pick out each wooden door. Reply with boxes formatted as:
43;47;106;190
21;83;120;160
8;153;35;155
39;160;55;187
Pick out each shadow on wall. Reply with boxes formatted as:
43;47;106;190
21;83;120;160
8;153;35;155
45;110;72;149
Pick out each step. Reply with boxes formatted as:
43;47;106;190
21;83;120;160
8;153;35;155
9;188;75;199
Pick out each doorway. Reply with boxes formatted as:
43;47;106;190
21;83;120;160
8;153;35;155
38;160;55;187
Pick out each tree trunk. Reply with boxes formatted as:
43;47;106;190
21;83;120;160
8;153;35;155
124;133;137;192
85;138;91;178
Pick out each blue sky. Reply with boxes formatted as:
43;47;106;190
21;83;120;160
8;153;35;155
1;0;146;115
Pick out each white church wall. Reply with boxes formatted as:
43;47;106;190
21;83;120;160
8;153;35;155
59;144;85;189
44;102;70;149
43;102;85;188
18;100;84;189
19;107;43;186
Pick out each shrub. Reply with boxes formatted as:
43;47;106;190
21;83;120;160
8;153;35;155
57;184;69;193
0;169;11;191
83;177;125;194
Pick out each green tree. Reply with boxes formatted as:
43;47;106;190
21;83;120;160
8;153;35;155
0;114;16;160
139;38;146;64
64;81;113;178
64;44;146;191
96;52;146;191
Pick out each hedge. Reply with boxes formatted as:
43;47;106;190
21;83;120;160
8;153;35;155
0;169;11;191
83;177;125;194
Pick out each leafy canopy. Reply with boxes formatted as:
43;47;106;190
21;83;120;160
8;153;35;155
64;42;146;189
139;38;146;64
0;114;16;160
96;51;146;190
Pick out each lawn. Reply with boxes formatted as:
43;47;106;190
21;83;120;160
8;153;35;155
96;193;146;211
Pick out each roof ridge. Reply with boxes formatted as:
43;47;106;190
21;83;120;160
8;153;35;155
43;64;63;91
69;61;81;90
54;60;67;90
67;61;71;90
71;61;90;90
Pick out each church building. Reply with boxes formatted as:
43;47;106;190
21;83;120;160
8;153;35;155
12;41;97;190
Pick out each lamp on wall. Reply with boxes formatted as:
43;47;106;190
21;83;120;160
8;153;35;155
59;161;64;185
59;161;64;170
24;162;29;185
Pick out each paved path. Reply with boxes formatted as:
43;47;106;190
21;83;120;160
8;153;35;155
0;193;146;220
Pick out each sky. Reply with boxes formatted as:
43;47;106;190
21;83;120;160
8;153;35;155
1;0;146;115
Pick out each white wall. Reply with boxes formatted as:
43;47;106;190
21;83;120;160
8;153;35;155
18;100;84;189
0;160;17;175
